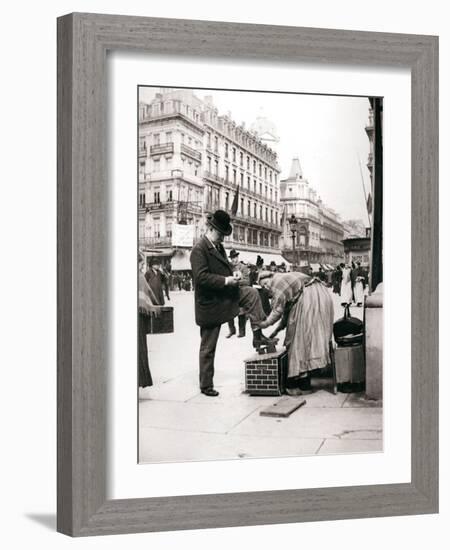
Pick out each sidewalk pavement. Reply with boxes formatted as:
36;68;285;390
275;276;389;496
139;290;382;464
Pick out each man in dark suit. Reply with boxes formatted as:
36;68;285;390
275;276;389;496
145;258;165;305
190;210;273;397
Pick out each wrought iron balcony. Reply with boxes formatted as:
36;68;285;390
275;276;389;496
150;142;174;156
180;143;202;161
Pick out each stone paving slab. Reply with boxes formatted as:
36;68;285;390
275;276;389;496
301;389;348;408
342;393;383;408
139;426;323;463
139;398;263;434
142;372;200;403
228;406;383;440
318;438;383;455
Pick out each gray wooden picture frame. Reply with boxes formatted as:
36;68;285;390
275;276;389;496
57;12;439;537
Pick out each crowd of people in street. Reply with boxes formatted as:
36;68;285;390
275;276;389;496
138;209;369;399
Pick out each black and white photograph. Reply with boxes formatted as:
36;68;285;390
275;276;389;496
137;86;383;463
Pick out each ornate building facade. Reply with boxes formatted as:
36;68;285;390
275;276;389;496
138;89;284;268
279;157;345;269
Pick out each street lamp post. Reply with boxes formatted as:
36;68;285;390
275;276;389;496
288;214;298;268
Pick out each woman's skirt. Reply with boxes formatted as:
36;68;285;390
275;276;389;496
340;280;353;304
284;281;334;377
138;313;153;387
354;281;364;304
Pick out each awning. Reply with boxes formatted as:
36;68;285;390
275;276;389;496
225;249;289;268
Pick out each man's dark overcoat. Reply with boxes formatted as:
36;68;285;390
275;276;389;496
190;236;239;327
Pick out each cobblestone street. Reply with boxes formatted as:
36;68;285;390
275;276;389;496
139;288;382;463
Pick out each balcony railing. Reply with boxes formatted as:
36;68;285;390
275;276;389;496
181;143;202;161
140;200;204;214
139;236;172;248
150;142;174;156
204;171;227;186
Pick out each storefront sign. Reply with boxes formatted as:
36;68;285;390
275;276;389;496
172;223;194;247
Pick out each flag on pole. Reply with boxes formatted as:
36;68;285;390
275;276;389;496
367;192;373;215
231;185;240;216
280;204;286;227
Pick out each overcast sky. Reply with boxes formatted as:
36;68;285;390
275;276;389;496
139;86;372;223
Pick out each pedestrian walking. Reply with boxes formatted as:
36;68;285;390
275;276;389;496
190;210;275;397
339;263;353;306
145;258;165;305
138;252;161;396
258;271;334;395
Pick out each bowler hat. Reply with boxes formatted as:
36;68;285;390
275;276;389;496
229;248;239;259
206;210;233;236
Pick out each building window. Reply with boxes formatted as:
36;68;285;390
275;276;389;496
165;132;172;143
214;135;218;152
214;160;219;176
154;191;160;203
265;207;268;221
247;176;250;189
225;143;229;158
207;132;211;148
259;164;262;176
225;166;229;182
154;133;160;145
153;159;160;171
225;193;229;211
232;147;236;162
181;133;185;144
253;160;256;173
139;193;146;207
254;179;257;193
259;205;263;219
247;156;250;169
248;201;251;216
240;172;244;186
264;167;267;180
265;185;268;197
270;171;273;182
260;183;263;195
233;169;237;185
207;156;212;173
240;151;243;166
270;209;273;223
240;198;244;214
253;203;257;218
167;189;173;202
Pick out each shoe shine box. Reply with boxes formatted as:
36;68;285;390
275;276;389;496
149;306;174;334
244;347;288;396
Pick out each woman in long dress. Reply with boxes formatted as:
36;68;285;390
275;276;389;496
138;253;160;393
340;264;353;306
258;271;334;394
354;276;365;306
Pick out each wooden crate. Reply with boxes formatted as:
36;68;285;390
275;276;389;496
244;348;288;396
148;306;174;334
333;344;365;384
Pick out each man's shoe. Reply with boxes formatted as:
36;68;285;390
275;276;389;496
298;375;312;393
201;388;219;397
238;332;245;338
226;329;236;338
252;334;278;349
